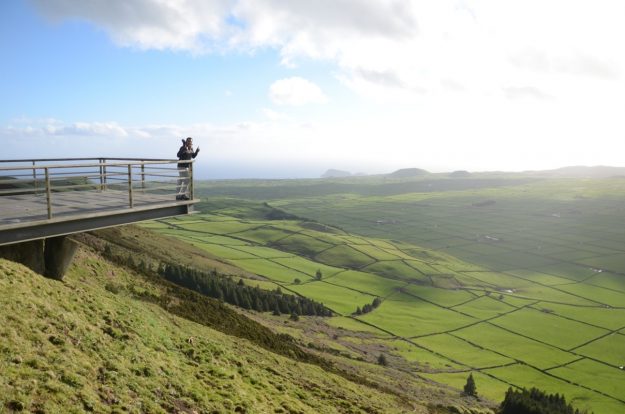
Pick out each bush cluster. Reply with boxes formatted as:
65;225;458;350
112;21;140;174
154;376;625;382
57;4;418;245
500;387;590;414
353;297;382;315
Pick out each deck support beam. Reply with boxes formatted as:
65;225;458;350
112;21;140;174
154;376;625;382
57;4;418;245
0;236;77;280
0;239;45;275
43;236;78;280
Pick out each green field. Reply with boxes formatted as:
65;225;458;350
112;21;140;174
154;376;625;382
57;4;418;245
146;175;625;413
574;333;625;366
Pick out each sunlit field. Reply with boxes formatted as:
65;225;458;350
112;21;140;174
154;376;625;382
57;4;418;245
146;175;625;413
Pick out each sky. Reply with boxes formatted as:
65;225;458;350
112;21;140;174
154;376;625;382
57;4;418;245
1;0;624;178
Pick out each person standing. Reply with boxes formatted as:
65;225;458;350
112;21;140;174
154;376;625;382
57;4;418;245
176;137;199;200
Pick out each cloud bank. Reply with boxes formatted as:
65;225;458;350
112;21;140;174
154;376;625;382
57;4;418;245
32;0;623;100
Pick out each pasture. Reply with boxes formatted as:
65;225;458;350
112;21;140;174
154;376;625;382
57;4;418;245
148;175;625;413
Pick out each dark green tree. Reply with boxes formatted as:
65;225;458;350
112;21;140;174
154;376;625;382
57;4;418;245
463;373;477;397
500;387;584;414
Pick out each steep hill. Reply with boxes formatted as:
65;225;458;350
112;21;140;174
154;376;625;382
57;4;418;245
387;168;429;178
0;237;492;413
543;165;625;178
321;169;352;178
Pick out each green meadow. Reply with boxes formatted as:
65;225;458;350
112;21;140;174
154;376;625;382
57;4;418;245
144;174;625;413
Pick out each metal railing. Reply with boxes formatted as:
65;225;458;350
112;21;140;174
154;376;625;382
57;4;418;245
0;158;194;222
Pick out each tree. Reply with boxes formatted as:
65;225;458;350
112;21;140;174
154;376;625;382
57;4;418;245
500;387;583;414
463;373;477;397
293;278;301;284
289;312;299;321
315;269;322;280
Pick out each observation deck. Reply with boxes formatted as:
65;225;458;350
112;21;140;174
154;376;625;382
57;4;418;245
0;158;197;246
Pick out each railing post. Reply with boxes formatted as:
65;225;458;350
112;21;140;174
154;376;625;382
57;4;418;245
45;167;52;219
32;160;38;194
99;158;104;191
102;158;108;191
189;161;194;200
141;161;145;190
127;164;134;208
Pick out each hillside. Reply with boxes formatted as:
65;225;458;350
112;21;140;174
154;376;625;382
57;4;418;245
162;176;625;414
0;238;493;413
387;168;429;178
321;169;352;178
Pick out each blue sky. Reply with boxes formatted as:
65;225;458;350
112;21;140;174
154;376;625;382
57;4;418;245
1;1;624;178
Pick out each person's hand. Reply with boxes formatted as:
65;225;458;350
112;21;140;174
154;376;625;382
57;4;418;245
181;139;185;145
196;147;200;153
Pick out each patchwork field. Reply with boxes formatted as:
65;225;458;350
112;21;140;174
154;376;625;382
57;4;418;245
147;176;625;413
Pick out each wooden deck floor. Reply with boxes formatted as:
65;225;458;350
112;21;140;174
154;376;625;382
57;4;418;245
0;189;195;245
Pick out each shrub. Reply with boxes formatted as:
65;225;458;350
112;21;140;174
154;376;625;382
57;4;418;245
463;373;477;397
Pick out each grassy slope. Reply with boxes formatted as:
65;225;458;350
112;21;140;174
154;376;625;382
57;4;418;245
1;238;496;414
0;251;420;414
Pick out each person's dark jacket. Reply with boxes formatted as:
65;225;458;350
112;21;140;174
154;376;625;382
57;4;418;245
177;145;199;169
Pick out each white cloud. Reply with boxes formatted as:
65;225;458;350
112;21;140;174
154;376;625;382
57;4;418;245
32;0;624;103
31;0;235;52
502;86;552;101
269;77;328;106
261;108;291;121
3;119;129;137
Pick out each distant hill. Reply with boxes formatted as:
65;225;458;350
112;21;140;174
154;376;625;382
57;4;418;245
449;170;471;177
321;168;352;178
387;168;429;178
526;165;625;179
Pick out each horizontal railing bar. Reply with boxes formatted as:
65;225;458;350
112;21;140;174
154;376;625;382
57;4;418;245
0;157;105;163
136;184;178;191
137;185;176;195
100;172;174;179
141;179;178;184
44;170;100;176
91;157;172;161
0;157;171;163
129;167;176;173
0;160;192;172
140;166;180;171
134;173;179;179
104;177;130;182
